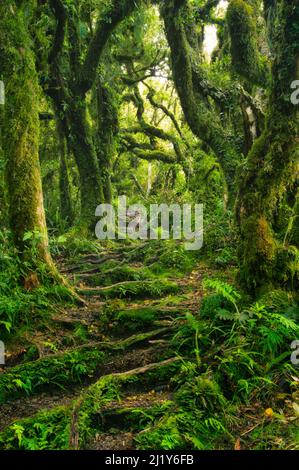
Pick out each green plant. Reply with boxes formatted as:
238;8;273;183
203;279;243;320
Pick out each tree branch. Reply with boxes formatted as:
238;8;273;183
78;0;141;95
132;149;177;163
48;0;67;64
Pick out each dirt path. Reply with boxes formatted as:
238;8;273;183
0;242;231;449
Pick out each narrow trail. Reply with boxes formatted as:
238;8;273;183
0;241;228;449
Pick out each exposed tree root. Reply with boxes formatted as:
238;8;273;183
0;328;173;403
70;357;179;449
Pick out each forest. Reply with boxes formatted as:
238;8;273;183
0;0;298;453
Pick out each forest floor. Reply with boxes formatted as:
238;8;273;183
0;240;298;450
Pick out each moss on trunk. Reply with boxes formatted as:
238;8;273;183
226;0;269;87
0;2;53;269
95;80;118;204
161;0;241;202
67;98;104;230
57;121;74;226
236;0;299;293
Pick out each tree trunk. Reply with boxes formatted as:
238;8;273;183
161;0;240;203
0;93;7;228
57;121;74;226
67;98;104;229
0;2;54;269
95;80;118;204
236;0;299;293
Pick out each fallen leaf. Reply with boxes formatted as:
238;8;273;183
234;438;241;450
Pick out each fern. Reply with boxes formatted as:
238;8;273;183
204;279;241;304
203;279;244;320
271;314;299;331
203;417;226;433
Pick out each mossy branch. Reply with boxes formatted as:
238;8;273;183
226;0;269;87
78;0;141;94
48;0;67;64
161;0;241;197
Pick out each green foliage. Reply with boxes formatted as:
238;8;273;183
204;279;241;305
0;233;74;337
203;279;245;320
74;359;180;448
0;347;105;403
0;408;71;450
0;0;298;454
134;280;298;450
226;0;269;86
158;243;196;273
52;235;103;260
95;279;179;299
135;368;234;450
214;247;237;267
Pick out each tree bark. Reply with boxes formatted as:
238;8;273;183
57;121;74;226
0;2;53;269
94;80;118;204
160;0;241;203
236;0;299;293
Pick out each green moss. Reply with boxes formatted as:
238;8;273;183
226;0;268;87
116;307;161;330
134;373;232;450
246;419;299;450
236;0;299;293
80;279;179;299
84;264;154;286
258;289;298;314
0;347;105;403
74;360;180;448
0;2;51;262
94;79;118;204
0;407;71;450
160;0;240;198
0;327;173;403
58;127;74;226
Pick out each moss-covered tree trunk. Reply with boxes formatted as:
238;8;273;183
57;121;74;226
67;97;104;230
95;80;118;204
236;0;299;293
45;1;103;233
161;0;241;203
226;0;269;88
0;2;54;268
46;0;141;230
0;89;6;228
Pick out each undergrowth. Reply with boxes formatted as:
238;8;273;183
0;232;75;340
0;347;105;402
1;235;298;451
133;280;299;450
